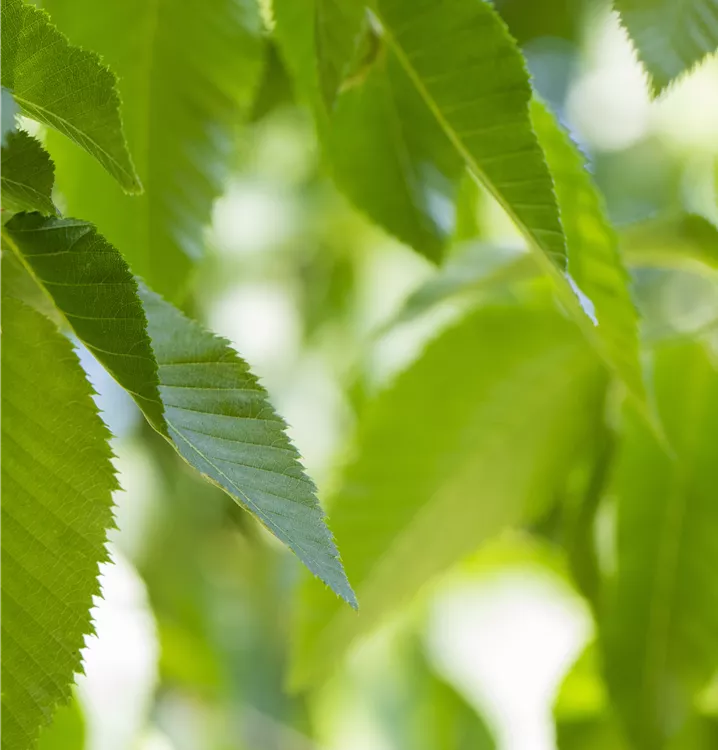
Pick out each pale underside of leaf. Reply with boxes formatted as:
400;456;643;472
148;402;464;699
1;296;117;750
291;305;605;687
2;213;166;431
1;0;140;191
602;342;718;748
138;285;356;606
1;129;58;215
44;0;263;298
615;0;718;93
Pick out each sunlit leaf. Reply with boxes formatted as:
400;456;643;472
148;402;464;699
291;303;605;687
1;130;57;215
1;296;117;750
44;0;264;298
138;286;356;606
1;0;140;192
614;0;718;93
2;213;165;431
602;341;718;748
36;697;85;750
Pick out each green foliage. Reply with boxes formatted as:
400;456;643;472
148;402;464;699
3;213;166;431
1;131;57;215
1;297;117;750
139;286;356;607
602;341;718;748
44;0;264;297
1;0;140;192
615;0;718;93
291;303;605;687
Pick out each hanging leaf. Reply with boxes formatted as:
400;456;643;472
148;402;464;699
44;0;264;298
1;296;117;750
2;213;165;431
602;341;718;748
1;130;58;216
291;303;605;687
614;0;718;94
1;0;140;192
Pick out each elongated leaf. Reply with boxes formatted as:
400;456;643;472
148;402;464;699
1;296;117;750
1;130;57;215
615;0;718;93
602;341;718;748
2;213;165;431
273;0;462;262
531;100;645;403
2;86;19;145
315;0;365;107
44;0;263;298
291;304;605;687
138;286;356;606
1;0;140;191
374;0;566;269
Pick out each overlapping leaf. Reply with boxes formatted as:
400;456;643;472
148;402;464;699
2;213;166;431
615;0;718;93
1;130;57;215
1;297;117;750
1;0;140;191
44;0;263;298
602;341;718;748
291;304;605;687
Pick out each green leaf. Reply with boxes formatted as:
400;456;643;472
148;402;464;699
530;99;645;404
291;303;605;687
1;130;57;215
2;86;19;145
373;0;566;270
601;341;718;748
328;45;463;261
1;0;140;192
44;0;263;298
36;697;85;750
138;285;356;607
2;213;165;432
315;0;365;107
1;296;117;750
614;0;718;94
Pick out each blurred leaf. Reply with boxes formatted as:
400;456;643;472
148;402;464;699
602;341;718;748
138;285;356;607
2;86;19;146
1;297;116;750
329;46;462;261
614;0;718;94
44;0;263;298
1;130;57;215
291;303;605;687
531;99;644;405
1;0;140;191
452;171;482;242
36;697;85;750
3;213;166;431
249;43;295;123
315;0;365;108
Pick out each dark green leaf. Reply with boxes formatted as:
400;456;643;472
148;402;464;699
615;0;718;94
1;130;57;215
138;285;356;607
315;0;365;108
2;86;19;145
1;0;140;192
291;303;605;687
1;296;117;750
602;341;718;748
44;0;264;298
2;213;165;431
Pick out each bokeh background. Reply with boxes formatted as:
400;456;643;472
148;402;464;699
37;0;718;748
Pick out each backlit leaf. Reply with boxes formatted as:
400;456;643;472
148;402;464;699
1;130;57;216
1;296;117;750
